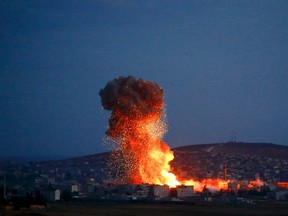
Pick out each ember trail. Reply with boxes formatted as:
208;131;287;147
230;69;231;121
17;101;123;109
99;76;230;191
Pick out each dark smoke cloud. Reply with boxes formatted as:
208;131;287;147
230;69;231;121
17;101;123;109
99;76;164;119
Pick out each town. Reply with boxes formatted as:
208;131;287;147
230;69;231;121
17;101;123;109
1;143;288;209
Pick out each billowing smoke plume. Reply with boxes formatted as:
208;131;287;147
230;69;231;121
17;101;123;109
99;76;163;137
99;76;233;191
99;76;178;185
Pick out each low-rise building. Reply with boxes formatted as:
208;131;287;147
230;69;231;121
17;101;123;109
177;185;194;198
71;184;81;193
152;185;169;199
268;190;288;200
42;189;61;201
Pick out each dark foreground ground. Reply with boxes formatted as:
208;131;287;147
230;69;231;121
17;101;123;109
1;201;288;216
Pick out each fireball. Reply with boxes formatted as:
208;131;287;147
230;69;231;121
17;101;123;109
100;76;229;191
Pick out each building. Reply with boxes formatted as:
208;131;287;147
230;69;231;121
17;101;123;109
134;184;152;198
177;185;194;198
42;189;61;201
268;190;288;200
152;185;169;199
71;184;81;193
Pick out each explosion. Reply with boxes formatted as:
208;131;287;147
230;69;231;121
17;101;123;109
99;76;228;191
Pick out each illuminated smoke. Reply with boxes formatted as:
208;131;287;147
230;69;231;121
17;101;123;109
99;76;179;185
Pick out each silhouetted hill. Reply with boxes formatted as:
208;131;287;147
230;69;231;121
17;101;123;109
52;142;288;163
1;142;288;184
55;142;288;181
0;155;74;162
173;142;288;160
170;142;288;181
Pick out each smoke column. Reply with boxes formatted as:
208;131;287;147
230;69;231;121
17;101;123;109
99;76;179;185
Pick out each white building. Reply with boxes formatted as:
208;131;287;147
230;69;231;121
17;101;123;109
153;185;169;198
43;189;61;201
55;189;61;200
71;184;80;193
177;185;194;198
135;184;151;198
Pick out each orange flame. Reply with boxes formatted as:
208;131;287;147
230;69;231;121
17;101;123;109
126;116;181;187
182;178;229;192
123;114;228;191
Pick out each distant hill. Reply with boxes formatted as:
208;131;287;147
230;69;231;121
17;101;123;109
0;155;76;163
169;142;288;181
173;142;288;160
52;142;288;162
45;142;288;181
1;142;287;183
2;142;286;163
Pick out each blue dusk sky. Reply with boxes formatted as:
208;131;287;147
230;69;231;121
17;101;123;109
1;0;287;158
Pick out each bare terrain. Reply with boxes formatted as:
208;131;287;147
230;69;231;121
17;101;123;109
1;201;288;216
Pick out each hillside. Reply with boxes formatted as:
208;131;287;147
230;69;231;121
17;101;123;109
41;142;288;181
173;142;288;160
171;142;288;181
1;142;287;186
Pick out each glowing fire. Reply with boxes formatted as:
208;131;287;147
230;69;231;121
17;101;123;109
135;116;229;191
100;76;229;192
183;179;229;192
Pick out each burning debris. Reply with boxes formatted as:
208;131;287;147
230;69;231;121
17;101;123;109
99;76;231;192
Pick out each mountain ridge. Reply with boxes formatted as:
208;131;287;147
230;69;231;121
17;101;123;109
1;142;287;183
1;142;287;162
173;142;288;160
